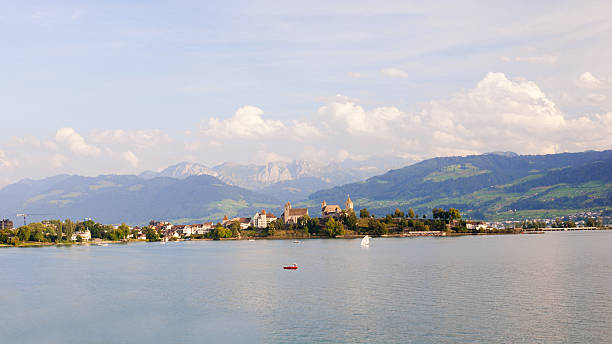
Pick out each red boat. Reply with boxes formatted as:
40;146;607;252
283;264;298;270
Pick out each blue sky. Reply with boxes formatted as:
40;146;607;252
1;1;611;186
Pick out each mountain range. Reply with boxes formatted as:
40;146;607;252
308;150;612;220
1;150;610;225
139;157;412;201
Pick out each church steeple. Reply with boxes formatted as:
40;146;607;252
345;194;353;210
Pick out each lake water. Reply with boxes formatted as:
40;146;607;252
1;231;611;343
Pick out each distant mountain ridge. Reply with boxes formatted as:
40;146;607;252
139;157;414;200
0;174;278;225
308;150;612;220
0;156;413;225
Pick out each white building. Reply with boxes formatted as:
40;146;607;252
71;230;91;241
250;210;277;228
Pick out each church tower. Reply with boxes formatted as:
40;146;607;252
345;195;353;211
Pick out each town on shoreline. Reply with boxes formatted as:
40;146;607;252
1;196;608;247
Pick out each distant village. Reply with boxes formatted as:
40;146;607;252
0;196;609;245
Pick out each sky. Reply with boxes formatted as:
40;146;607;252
1;0;611;187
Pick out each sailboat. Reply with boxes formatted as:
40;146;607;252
360;235;370;247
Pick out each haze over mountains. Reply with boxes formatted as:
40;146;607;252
138;157;413;200
0;151;610;225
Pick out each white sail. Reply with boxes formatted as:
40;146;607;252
360;235;370;247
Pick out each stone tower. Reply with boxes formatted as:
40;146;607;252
345;195;353;211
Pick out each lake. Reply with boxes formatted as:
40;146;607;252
1;231;611;343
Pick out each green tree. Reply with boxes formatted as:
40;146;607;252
341;211;358;231
325;217;344;237
230;220;241;237
306;217;320;234
408;208;415;219
0;229;12;244
144;227;161;242
585;218;599;227
63;219;75;242
367;218;387;235
212;225;232;239
17;226;31;241
393;208;404;218
448;208;461;221
359;208;370;218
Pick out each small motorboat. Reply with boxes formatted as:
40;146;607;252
283;264;298;270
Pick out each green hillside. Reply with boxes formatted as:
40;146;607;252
308;151;612;220
0;174;279;225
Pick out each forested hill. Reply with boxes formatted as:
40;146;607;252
0;174;279;225
308;150;612;220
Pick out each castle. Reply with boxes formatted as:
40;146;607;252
321;195;353;218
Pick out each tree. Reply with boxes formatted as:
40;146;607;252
325;217;344;237
359;208;370;218
211;225;232;239
306;217;320;234
384;214;393;224
342;211;358;231
394;208;404;218
408;208;415;219
367;218;387;235
448;208;461;221
144;227;161;242
16;226;31;241
62;219;75;242
230;221;241;237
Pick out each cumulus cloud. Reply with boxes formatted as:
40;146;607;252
0;150;16;168
381;67;409;78
314;72;611;157
577;72;603;89
122;151;139;167
292;121;321;139
317;101;406;135
55;127;100;156
202;106;286;139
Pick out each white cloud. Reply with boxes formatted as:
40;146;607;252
502;55;558;64
0;150;16;168
55;127;100;156
577;72;603;89
254;150;290;164
348;72;362;78
317;100;405;135
381;67;409;78
586;93;607;102
89;129;171;149
202;106;286;139
292;121;321;139
122;151;139;168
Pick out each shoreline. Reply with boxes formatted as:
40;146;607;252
2;228;610;247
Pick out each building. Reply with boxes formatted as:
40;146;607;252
71;230;91;241
281;202;309;224
0;219;13;230
226;217;251;230
192;223;214;235
321;195;354;218
250;210;277;228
